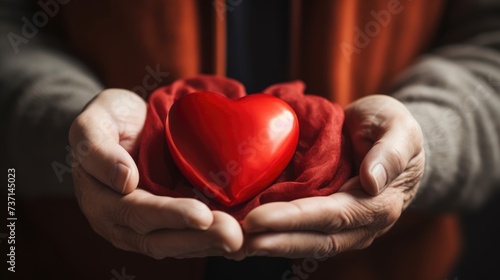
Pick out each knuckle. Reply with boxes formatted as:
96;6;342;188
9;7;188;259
333;208;355;231
82;208;113;241
324;235;342;256
107;227;125;249
117;203;133;225
69;135;103;167
387;160;424;194
68;115;86;146
90;223;108;238
408;117;423;135
116;203;149;234
298;198;346;233
408;121;424;152
110;226;165;260
78;201;94;221
76;194;98;223
139;236;163;260
356;200;385;228
82;140;106;163
81;204;111;238
72;168;86;201
400;116;424;150
370;199;401;228
380;207;401;228
385;206;401;225
319;201;344;232
356;201;379;224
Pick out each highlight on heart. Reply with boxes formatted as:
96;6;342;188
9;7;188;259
182;108;297;200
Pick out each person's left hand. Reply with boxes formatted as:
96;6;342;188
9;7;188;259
240;95;425;258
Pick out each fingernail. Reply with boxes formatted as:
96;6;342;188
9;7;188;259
371;164;387;193
110;163;131;194
249;250;268;256
222;244;233;253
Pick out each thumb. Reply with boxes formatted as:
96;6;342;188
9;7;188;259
69;90;145;194
359;113;423;196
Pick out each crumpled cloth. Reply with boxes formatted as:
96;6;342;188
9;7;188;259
136;75;353;220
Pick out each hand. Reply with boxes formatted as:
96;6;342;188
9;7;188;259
241;95;425;258
69;89;243;258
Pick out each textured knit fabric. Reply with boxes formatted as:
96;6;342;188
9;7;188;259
0;0;103;196
393;0;500;210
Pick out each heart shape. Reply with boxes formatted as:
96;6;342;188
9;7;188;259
166;91;299;206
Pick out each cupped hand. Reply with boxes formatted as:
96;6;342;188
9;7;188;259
241;95;425;258
69;89;243;259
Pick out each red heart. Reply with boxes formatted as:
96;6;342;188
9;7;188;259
166;91;299;206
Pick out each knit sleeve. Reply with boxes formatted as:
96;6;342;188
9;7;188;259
0;0;104;196
391;0;500;210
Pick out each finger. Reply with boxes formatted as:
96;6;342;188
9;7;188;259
69;89;146;194
111;211;243;259
177;211;244;258
224;250;247;261
209;211;245;252
337;176;362;192
74;166;242;259
74;165;214;232
243;189;397;234
115;189;215;233
245;228;375;258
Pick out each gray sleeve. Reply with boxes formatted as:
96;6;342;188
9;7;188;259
391;0;500;210
0;0;104;197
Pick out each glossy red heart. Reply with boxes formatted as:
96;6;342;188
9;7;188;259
166;91;299;206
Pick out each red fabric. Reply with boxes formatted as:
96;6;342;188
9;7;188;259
137;75;353;220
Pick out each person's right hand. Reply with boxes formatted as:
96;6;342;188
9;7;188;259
69;89;243;259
